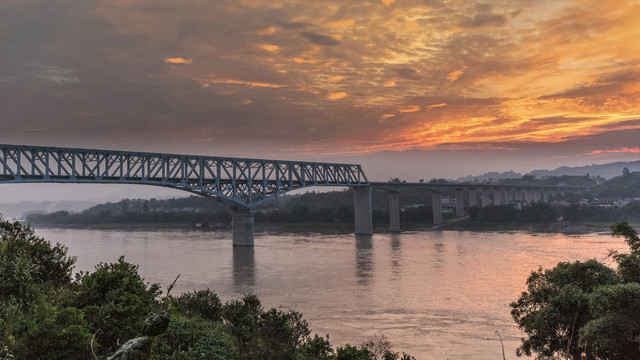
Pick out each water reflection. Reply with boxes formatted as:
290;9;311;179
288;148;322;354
232;246;255;291
390;233;403;280
433;242;445;269
355;234;373;286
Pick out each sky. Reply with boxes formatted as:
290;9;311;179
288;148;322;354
2;0;640;202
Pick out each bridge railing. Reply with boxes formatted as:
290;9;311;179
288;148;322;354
0;144;368;207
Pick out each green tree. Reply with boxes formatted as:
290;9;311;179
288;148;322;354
579;283;640;359
0;218;76;304
221;293;311;360
172;289;223;322
510;260;618;359
336;344;372;360
68;256;161;355
0;217;79;358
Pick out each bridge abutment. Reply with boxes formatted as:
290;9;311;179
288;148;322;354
232;207;257;246
354;186;373;235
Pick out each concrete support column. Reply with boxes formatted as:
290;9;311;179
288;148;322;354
354;186;373;235
543;189;549;203
482;189;490;207
432;191;443;225
494;189;501;205
469;188;478;207
232;207;257;246
389;191;400;233
513;188;520;201
455;189;464;217
499;189;506;205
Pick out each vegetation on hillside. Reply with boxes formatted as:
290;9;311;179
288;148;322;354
0;217;415;360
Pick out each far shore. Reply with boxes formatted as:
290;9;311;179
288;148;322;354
24;219;630;235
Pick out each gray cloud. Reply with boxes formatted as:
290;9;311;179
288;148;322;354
301;32;341;46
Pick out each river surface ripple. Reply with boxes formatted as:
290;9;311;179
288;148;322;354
34;228;627;359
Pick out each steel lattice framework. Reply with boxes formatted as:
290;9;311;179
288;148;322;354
0;144;368;207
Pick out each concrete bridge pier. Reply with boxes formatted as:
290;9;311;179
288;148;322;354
481;188;490;207
455;189;464;217
469;188;478;207
389;191;401;232
354;186;373;235
232;207;257;246
432;191;443;225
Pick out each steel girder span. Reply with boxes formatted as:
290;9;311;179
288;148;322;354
0;144;369;208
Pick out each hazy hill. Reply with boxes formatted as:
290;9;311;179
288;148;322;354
457;161;640;183
526;161;640;180
0;200;97;219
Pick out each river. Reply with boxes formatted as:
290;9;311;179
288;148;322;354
33;228;627;359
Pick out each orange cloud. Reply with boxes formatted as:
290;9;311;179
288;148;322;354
446;69;464;82
292;57;320;64
208;78;284;88
584;147;640;156
427;103;447;108
384;80;396;87
164;57;192;64
255;27;277;35
261;44;280;52
328;92;347;100
328;76;344;81
329;19;355;28
399;105;420;113
381;0;395;6
382;114;396;118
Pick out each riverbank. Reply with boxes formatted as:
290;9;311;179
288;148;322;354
24;219;630;234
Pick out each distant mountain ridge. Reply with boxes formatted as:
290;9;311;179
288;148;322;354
526;160;640;180
457;160;640;183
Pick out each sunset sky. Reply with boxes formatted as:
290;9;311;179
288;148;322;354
2;0;640;188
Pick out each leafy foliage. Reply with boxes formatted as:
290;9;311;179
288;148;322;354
172;288;223;321
68;256;161;354
0;218;75;306
512;222;640;360
510;260;618;359
580;283;640;359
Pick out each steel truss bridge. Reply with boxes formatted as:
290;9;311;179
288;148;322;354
0;144;368;208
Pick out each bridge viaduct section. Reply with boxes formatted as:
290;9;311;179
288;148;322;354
0;144;368;246
364;182;583;233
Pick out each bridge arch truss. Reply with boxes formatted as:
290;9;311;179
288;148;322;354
0;144;368;208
